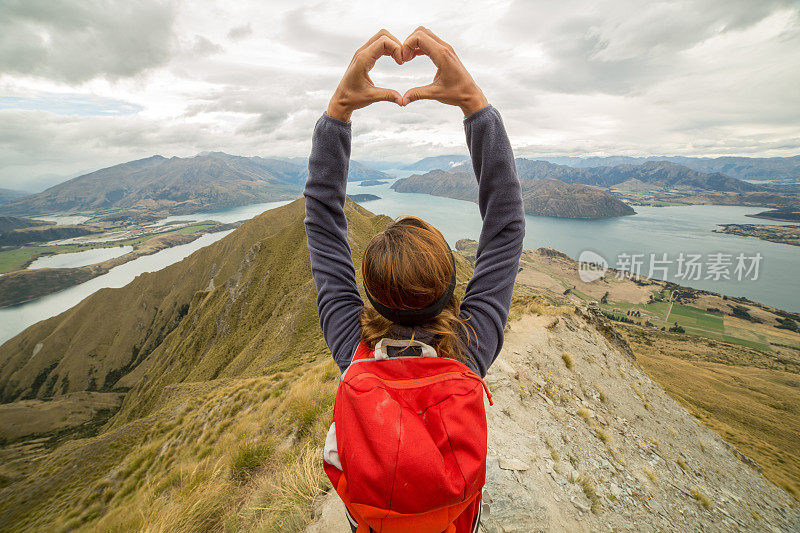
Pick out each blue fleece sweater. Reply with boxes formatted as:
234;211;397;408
303;105;525;377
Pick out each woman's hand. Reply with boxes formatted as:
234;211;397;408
401;27;488;117
327;30;405;122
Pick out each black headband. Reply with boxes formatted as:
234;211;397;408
364;248;457;326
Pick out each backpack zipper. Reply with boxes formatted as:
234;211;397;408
350;371;494;406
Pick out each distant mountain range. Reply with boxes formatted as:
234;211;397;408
404;154;800;182
2;153;389;216
542;155;800;182
392;170;635;219
402;155;470;172
508;159;760;192
0;189;28;205
390;157;770;218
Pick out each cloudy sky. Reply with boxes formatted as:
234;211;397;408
1;0;799;191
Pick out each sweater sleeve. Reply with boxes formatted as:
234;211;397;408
458;105;526;377
303;113;364;371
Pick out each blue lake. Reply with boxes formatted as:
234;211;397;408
1;176;798;345
347;176;799;313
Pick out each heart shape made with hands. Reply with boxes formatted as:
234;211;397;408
328;28;487;121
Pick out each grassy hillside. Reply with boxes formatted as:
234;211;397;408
0;198;475;531
0;199;356;530
628;331;800;500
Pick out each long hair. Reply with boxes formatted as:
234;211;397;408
359;215;475;361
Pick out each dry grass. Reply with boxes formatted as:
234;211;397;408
562;352;574;370
597;428;610;444
596;386;607;403
644;467;657;482
691;488;712;510
230;440;273;482
636;349;800;501
33;362;340;533
576;474;601;514
577;407;591;420
248;444;330;532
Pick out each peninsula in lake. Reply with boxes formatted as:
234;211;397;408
392;170;635;219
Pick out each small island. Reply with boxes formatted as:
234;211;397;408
714;223;800;247
358;179;388;186
347;193;381;203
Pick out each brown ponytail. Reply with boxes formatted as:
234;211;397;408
359;215;476;362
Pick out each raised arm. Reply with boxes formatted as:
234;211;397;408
401;27;525;376
459;106;525;376
304;115;363;370
304;30;404;370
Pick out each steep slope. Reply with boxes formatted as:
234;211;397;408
307;308;799;532
392;169;478;200
346;160;393;181
0;198;479;531
0;199;384;404
523;179;635;218
392;171;635;218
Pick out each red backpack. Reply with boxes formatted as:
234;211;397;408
323;338;493;533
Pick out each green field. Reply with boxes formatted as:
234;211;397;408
591;291;776;352
0;244;111;273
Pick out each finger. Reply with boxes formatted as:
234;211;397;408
402;28;445;64
359;35;403;69
402;84;438;106
370;87;403;106
357;29;403;64
419;26;451;49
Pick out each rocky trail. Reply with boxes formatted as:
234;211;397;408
305;307;800;532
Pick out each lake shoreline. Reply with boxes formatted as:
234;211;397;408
0;221;242;308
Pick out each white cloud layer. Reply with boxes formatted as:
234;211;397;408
0;0;799;190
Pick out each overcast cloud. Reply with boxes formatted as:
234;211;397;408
0;0;798;190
